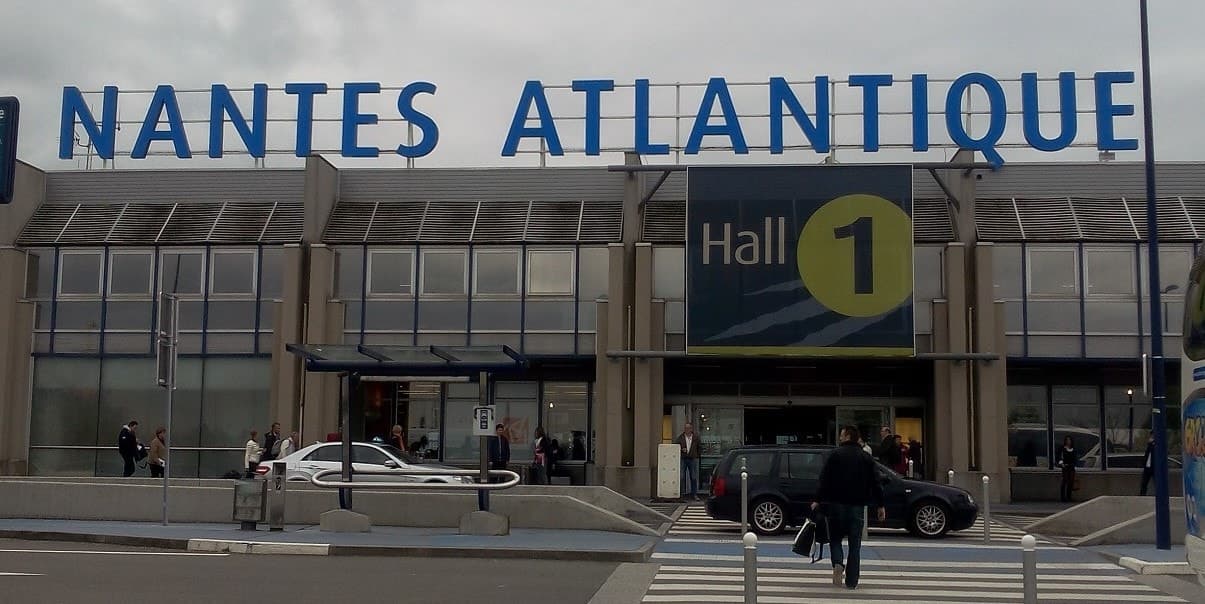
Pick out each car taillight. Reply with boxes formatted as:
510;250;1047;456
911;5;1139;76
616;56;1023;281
713;476;726;497
254;464;270;476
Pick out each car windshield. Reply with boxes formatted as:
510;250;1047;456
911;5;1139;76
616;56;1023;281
377;444;415;464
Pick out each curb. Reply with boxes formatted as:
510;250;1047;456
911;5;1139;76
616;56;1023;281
1118;556;1195;576
0;529;654;563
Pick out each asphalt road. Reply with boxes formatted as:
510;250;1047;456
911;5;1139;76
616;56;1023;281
0;539;620;604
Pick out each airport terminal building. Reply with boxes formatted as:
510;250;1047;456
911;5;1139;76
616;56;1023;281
0;156;1198;501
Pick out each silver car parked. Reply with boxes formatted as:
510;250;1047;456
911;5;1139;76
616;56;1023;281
255;441;474;484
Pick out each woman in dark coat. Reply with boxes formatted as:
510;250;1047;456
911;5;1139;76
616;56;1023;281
1057;435;1079;502
532;426;552;485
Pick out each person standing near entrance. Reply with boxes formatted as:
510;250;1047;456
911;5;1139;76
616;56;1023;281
118;420;141;477
1140;435;1155;496
244;430;263;478
489;424;511;482
1057;435;1078;502
279;431;300;458
148;427;167;478
262;422;282;462
676;422;702;500
387;425;406;452
877;426;898;467
811;426;885;590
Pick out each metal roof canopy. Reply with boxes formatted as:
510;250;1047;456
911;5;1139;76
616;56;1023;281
286;344;528;376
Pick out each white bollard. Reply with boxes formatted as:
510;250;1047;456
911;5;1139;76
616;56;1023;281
948;469;954;485
907;458;914;478
744;531;758;604
741;470;749;536
1021;534;1038;604
982;475;992;543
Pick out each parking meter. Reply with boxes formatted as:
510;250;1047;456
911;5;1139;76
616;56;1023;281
268;464;286;531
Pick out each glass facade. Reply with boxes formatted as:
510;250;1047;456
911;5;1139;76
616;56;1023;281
24;246;279;477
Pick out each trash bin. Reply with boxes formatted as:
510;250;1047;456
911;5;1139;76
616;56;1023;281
232;478;266;530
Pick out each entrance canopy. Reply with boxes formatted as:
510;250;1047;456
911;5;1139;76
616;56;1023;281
286;344;528;376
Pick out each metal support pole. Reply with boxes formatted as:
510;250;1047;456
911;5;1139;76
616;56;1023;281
740;456;748;535
1021;534;1038;604
156;293;178;527
341;374;356;510
478;371;490;512
1139;0;1172;551
162;382;172;525
982;475;992;543
743;532;758;604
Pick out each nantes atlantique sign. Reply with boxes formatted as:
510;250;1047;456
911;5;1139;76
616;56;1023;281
59;71;1139;166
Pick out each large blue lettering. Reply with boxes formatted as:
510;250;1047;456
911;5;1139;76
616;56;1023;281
1095;71;1138;151
131;85;191;159
59;86;118;160
912;75;929;152
945;73;1007;166
849;74;892;151
284;83;327;157
502;80;562;156
685;77;747;155
209;83;267;159
572;79;614;156
768;77;830;154
1021;72;1077;152
634;79;669;155
342;82;380;158
396;81;439;158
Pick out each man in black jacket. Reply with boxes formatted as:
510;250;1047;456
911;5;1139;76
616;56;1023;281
262;423;282;462
812;426;886;590
118;421;140;477
488;424;511;482
1140;435;1155;496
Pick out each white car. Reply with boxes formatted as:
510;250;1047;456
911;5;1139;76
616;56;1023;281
255;441;475;484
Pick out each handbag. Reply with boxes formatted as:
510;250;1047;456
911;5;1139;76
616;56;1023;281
791;512;829;563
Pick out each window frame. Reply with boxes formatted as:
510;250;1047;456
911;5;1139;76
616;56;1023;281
158;248;207;298
1026;246;1080;298
419;248;468;297
56;249;104;298
1082;245;1137;298
526;248;576;296
106;249;155;298
208;248;258;297
472;248;521;297
366;248;416;297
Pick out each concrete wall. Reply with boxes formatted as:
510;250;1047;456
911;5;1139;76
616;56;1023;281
1010;469;1184;502
0;479;657;536
1024;495;1185;545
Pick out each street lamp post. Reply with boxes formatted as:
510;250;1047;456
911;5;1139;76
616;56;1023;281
1138;0;1172;551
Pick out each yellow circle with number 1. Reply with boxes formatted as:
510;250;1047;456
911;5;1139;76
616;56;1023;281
796;194;913;317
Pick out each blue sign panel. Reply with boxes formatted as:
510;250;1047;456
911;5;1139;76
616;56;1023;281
0;97;18;205
1186;399;1205;539
686;165;914;356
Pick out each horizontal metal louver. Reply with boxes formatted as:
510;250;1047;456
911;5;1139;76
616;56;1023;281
579;200;623;242
1015;197;1079;239
526;200;582;242
471;200;529;242
366;201;426;243
259;203;304;243
641;200;686;242
912;198;953;241
1069;197;1135;240
56;204;123;244
417;200;477;241
107;203;174;244
974;198;1024;240
17;204;78;246
1128;197;1197;241
1181;197;1205;239
323;201;377;243
158;203;222;243
209;202;275;243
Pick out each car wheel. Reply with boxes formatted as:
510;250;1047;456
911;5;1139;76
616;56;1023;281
909;500;950;538
750;498;787;535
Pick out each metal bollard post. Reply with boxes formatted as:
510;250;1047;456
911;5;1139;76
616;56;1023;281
948;469;954;485
743;532;758;604
1021;534;1038;604
740;456;748;535
982;475;992;543
907;459;914;478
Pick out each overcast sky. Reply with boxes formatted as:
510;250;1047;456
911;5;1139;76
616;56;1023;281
4;0;1204;171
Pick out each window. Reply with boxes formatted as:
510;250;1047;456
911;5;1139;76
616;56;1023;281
914;245;944;301
352;445;390;465
26;249;53;299
210;251;256;295
735;452;776;477
368;250;413;296
474;250;519;295
108;252;153;296
528;249;574;295
1052;385;1102;469
161;251;204;295
306;445;343;463
993;244;1023;299
1027;247;1078;297
260;248;284;299
579;247;610;300
543;382;588;462
653;246;684;299
779;452;825;479
58;252;102;296
1007;385;1048;468
421;250;466;296
1141;246;1193;298
1084;247;1135;296
335;247;365;300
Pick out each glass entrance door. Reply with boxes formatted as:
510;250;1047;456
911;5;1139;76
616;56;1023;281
836;407;889;449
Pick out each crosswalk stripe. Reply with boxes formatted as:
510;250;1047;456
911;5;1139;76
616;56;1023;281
650;576;1161;591
643;594;1183;603
654;566;1135;580
651;552;1123;569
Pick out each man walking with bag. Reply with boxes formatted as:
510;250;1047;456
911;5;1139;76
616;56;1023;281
812;426;885;590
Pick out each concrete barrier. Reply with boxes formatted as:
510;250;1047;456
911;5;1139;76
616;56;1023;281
1070;500;1186;546
1187;534;1205;587
1026;495;1185;539
1010;468;1183;502
0;479;659;536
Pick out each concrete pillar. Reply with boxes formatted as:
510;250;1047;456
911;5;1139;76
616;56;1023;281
303;156;339;243
300;245;343;444
269;244;306;434
933;243;970;475
593;298;611;485
600;243;632;490
973;243;1010;502
625;243;658;498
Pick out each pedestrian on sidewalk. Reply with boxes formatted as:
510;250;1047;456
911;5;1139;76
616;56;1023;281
279;431;299;458
262;422;282;462
675;422;701;500
489;423;511;482
148;427;167;478
244;430;263;478
811;425;885;591
1057;435;1078;502
1139;435;1155;496
387;424;406;453
532;426;552;485
118;420;141;477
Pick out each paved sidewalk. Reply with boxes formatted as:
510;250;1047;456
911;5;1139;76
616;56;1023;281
1087;543;1194;575
0;518;656;562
